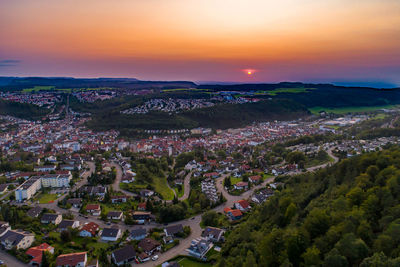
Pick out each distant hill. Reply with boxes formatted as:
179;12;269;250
0;77;197;90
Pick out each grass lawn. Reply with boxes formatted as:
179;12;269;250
35;193;59;204
174;187;184;198
309;105;399;115
152;176;175;200
121;177;174;200
230;177;242;185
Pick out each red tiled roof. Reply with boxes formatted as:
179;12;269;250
86;204;100;210
56;252;86;266
236;200;250;209
80;222;99;236
230;209;243;217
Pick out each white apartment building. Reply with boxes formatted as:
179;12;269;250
15;173;72;202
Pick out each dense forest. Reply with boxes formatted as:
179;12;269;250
0;99;49;120
218;146;400;266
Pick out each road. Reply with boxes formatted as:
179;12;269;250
110;163;137;197
0;249;27;267
178;171;192;201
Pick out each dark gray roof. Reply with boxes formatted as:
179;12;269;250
107;211;123;217
112;245;136;263
102;228;120;238
201;227;223;239
165;224;183;236
130;228;146;237
58;220;76;229
41;213;60;222
27;206;43;218
0;230;30;246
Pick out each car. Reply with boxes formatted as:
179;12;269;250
0;260;4;264
191;217;195;220
151;255;159;261
106;222;111;225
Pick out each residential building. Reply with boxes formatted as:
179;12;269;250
130;228;147;241
56;252;87;267
26;243;54;266
0;229;35;250
138;238;161;255
112;245;136;266
101;227;121;242
41;213;62;225
201;227;224;242
79;222;99;237
57;220;80;232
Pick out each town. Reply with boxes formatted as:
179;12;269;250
0;90;399;267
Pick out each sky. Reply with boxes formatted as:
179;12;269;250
1;0;400;86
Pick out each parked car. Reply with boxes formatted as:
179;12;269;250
152;255;159;261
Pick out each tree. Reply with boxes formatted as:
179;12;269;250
41;251;50;267
304;208;330;239
244;251;257;267
60;230;71;242
335;233;369;265
201;210;219;227
224;176;231;188
302;246;321;266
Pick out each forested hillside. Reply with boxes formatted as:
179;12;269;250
0;100;49;120
219;147;400;266
85;99;309;137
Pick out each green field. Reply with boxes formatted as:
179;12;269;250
256;87;316;96
34;193;59;204
309;105;399;115
22;86;55;92
153;176;175;200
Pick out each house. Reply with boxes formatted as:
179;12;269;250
187;238;213;259
110;195;129;204
224;208;243;220
26;243;54;266
164;224;184;237
86;204;101;216
0;222;11;237
107;211;123;221
79;222;99;237
163;235;174;244
132;211;154;224
137;202;146;211
112;245;136;266
174;179;183;185
130;228;147;241
58;220;80;232
79;186;107;199
138;238;161;255
139;189;154;198
67;198;83;208
201;227;224;242
0;229;35;250
233;182;249;190
234;200;251;212
41;213;62;225
101;227;122;242
138;252;150;262
27;206;43;218
121;174;135;183
249;175;261;184
56;252;87;267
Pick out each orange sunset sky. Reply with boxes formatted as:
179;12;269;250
1;0;400;86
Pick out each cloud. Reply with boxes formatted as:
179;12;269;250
0;59;21;67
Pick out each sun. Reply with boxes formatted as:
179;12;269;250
247;71;252;75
